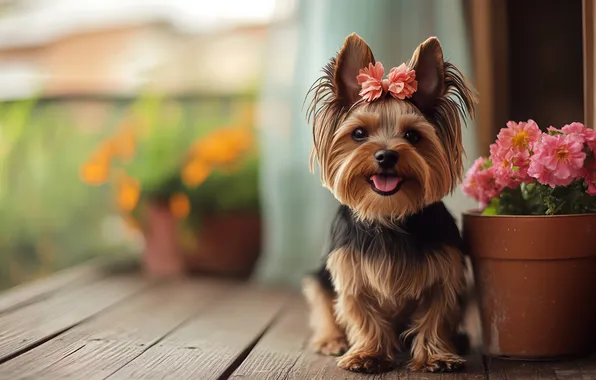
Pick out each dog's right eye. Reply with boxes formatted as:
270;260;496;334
351;127;368;142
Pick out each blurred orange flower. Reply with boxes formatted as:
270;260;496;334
197;139;238;164
80;159;110;185
182;158;211;187
113;129;136;162
191;127;253;167
96;140;116;159
170;192;190;219
117;174;141;211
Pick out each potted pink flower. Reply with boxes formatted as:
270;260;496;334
462;120;596;359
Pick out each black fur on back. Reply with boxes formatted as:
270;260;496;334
313;201;463;292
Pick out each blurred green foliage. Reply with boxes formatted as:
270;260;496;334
0;94;260;290
0;99;115;289
84;93;260;224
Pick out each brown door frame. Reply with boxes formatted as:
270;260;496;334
467;0;509;156
584;0;594;128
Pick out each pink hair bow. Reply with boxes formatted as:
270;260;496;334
356;62;418;102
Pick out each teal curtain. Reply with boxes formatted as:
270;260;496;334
256;0;478;287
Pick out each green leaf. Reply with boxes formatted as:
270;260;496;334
481;159;493;170
482;198;499;215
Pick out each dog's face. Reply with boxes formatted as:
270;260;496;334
328;100;451;222
308;34;475;222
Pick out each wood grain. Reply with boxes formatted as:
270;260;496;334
468;0;509;155
0;273;150;363
584;0;595;128
0;278;231;379
551;356;596;380
487;355;596;380
378;353;485;380
0;261;105;315
107;283;290;380
486;357;557;379
230;296;366;380
232;297;486;380
3;269;595;379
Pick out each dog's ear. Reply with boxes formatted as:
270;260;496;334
409;37;445;112
407;36;477;191
334;33;375;106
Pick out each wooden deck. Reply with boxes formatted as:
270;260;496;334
1;262;595;379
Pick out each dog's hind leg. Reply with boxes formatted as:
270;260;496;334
302;271;348;356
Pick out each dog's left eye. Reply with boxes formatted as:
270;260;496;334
404;130;421;145
351;127;368;142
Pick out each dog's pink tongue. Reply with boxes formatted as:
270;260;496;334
371;175;401;192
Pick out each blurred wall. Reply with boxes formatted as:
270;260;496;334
0;24;267;99
0;1;272;288
256;0;478;287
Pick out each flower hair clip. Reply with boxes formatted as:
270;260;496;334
357;62;418;102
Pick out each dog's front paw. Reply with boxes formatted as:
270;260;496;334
408;353;465;373
337;350;393;373
311;335;349;356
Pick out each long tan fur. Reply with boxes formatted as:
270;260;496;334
303;33;477;373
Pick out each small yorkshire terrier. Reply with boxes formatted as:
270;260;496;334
302;34;476;373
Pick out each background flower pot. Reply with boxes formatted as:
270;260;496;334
143;201;185;277
183;212;262;278
463;211;596;359
142;201;262;278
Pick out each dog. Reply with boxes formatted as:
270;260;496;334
302;33;476;373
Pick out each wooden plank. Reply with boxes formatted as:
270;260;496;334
584;0;595;128
107;284;291;380
0;272;150;363
229;295;311;380
230;296;366;380
0;278;232;380
487;356;596;380
486;357;557;379
468;0;509;155
551;357;596;380
0;261;106;315
232;297;485;380
378;354;485;380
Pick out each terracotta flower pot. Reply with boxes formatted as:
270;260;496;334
142;201;262;279
142;201;185;277
183;212;262;278
463;211;596;359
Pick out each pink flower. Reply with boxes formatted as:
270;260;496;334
461;157;503;207
582;158;596;195
561;122;587;136
554;122;596;152
464;121;596;205
491;143;532;188
528;160;570;187
489;120;540;188
461;158;485;199
558;122;591;146
357;61;417;102
586;129;596;152
475;167;503;206
528;133;586;187
497;120;542;152
584;168;596;196
357;62;385;102
386;64;418;100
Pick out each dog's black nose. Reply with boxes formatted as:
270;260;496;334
374;149;399;168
